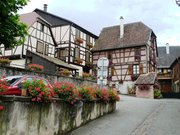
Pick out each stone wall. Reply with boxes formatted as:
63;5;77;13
0;66;96;86
0;96;116;135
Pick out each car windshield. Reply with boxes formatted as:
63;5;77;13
5;76;22;86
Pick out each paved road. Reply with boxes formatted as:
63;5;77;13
68;95;180;135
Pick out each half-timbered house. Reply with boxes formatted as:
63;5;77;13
0;12;56;68
157;45;180;97
34;7;98;76
92;18;157;94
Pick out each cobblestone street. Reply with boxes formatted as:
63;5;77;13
68;95;180;135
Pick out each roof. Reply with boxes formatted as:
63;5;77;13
170;57;180;68
34;9;98;39
20;12;51;28
135;72;156;85
27;51;78;70
92;22;153;51
157;46;180;68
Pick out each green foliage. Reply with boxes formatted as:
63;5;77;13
22;79;54;102
154;89;163;99
0;0;29;48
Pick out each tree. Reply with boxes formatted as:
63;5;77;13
0;0;29;48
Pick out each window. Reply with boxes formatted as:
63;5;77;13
135;48;141;61
40;23;44;32
57;48;68;61
86;35;90;44
85;51;90;62
37;41;44;54
133;64;140;75
75;29;80;38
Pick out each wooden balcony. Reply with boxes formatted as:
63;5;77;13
157;73;172;80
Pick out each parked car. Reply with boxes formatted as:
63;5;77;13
1;75;52;95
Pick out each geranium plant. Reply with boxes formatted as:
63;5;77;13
85;61;93;68
78;85;96;101
22;79;54;102
74;58;83;64
59;69;71;76
0;78;8;95
53;82;79;104
28;64;44;72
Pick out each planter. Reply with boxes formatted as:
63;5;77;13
74;58;83;64
21;89;27;96
87;43;93;48
75;37;83;44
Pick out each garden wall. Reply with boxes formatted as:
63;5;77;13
0;66;96;85
0;96;116;135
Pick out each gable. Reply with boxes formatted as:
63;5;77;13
93;22;153;51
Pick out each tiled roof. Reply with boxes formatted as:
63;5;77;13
20;12;51;28
34;9;98;39
157;46;180;68
92;22;153;51
135;72;156;85
28;51;78;70
20;12;38;27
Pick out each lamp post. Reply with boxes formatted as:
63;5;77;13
176;0;180;6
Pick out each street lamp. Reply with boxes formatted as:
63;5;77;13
176;0;180;6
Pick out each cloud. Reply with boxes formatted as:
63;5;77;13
19;0;180;46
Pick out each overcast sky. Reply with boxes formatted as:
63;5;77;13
19;0;180;47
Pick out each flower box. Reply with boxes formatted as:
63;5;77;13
82;72;92;79
85;61;93;68
28;64;44;72
87;43;93;48
0;58;11;66
75;37;83;44
74;58;83;64
59;69;71;76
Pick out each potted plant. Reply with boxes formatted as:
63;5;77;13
0;79;8;95
87;43;93;48
28;63;44;72
85;61;93;68
22;79;54;102
75;37;83;44
59;69;71;76
74;58;83;64
53;82;79;104
0;58;11;66
82;72;92;79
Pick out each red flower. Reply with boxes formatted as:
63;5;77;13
0;105;4;110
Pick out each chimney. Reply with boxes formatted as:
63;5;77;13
166;43;170;54
43;4;48;12
120;16;124;39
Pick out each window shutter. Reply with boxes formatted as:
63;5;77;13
140;64;143;74
37;41;44;54
111;67;115;76
128;64;133;75
75;48;80;59
45;44;49;55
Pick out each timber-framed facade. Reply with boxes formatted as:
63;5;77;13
35;9;98;75
92;21;157;93
0;12;56;68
